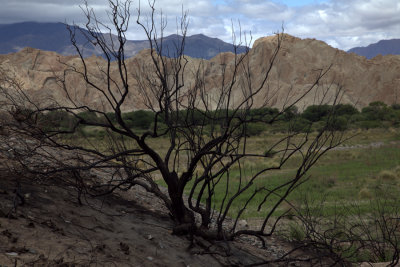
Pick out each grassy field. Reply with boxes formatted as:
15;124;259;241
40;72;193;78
69;126;400;261
73;126;400;220
178;128;400;219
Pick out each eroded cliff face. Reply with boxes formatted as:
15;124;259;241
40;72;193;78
1;34;399;112
247;34;400;110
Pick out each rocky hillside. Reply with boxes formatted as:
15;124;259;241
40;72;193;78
1;34;400;112
348;39;400;59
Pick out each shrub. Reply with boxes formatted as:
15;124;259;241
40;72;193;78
244;122;267;136
302;104;331;122
122;110;155;129
41;110;77;130
391;103;400;110
281;106;298;121
358;188;372;199
333;104;359;116
105;112;117;124
378;170;398;181
326;116;349;131
361;101;394;121
289;117;312;132
287;223;306;242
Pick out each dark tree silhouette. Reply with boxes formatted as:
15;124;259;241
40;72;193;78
0;0;346;243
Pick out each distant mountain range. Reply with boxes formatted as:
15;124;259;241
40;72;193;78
0;22;247;59
348;39;400;59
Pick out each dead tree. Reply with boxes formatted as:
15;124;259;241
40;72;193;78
0;0;346;243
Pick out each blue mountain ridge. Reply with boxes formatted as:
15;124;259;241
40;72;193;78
0;22;248;59
348;39;400;59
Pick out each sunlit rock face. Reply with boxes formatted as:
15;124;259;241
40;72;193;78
1;34;400;112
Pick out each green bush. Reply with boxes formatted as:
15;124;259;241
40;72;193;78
77;111;102;124
122;110;155;129
311;121;326;132
302;104;331;122
333;104;359;117
391;103;400;110
244;122;267;136
76;102;400;134
289;117;312;133
105;112;117;124
248;107;279;122
361;101;394;121
41;110;77;130
326;116;349;131
281;106;298;121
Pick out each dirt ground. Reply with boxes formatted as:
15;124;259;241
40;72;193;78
0;168;311;267
0;168;393;267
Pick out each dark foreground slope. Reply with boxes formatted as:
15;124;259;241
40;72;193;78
0;166;319;266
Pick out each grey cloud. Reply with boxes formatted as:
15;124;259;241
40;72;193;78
0;0;399;50
0;0;99;24
284;0;400;50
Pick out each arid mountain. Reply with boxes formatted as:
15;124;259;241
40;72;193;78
0;22;247;59
348;39;400;59
1;34;400;112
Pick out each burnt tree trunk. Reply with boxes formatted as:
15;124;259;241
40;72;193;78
167;171;194;226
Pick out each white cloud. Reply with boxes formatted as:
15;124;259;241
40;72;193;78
285;0;400;49
0;0;399;50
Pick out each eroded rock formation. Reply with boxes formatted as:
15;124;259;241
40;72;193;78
1;34;399;112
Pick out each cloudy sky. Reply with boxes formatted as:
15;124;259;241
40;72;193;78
0;0;399;50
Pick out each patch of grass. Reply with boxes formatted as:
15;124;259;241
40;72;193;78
287;223;306;242
73;126;400;220
195;130;400;218
378;170;398;181
358;188;372;199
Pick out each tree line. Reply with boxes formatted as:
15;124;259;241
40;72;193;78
38;101;400;138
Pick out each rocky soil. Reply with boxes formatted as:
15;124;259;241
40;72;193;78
0;167;325;267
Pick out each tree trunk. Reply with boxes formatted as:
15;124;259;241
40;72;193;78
166;171;195;227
